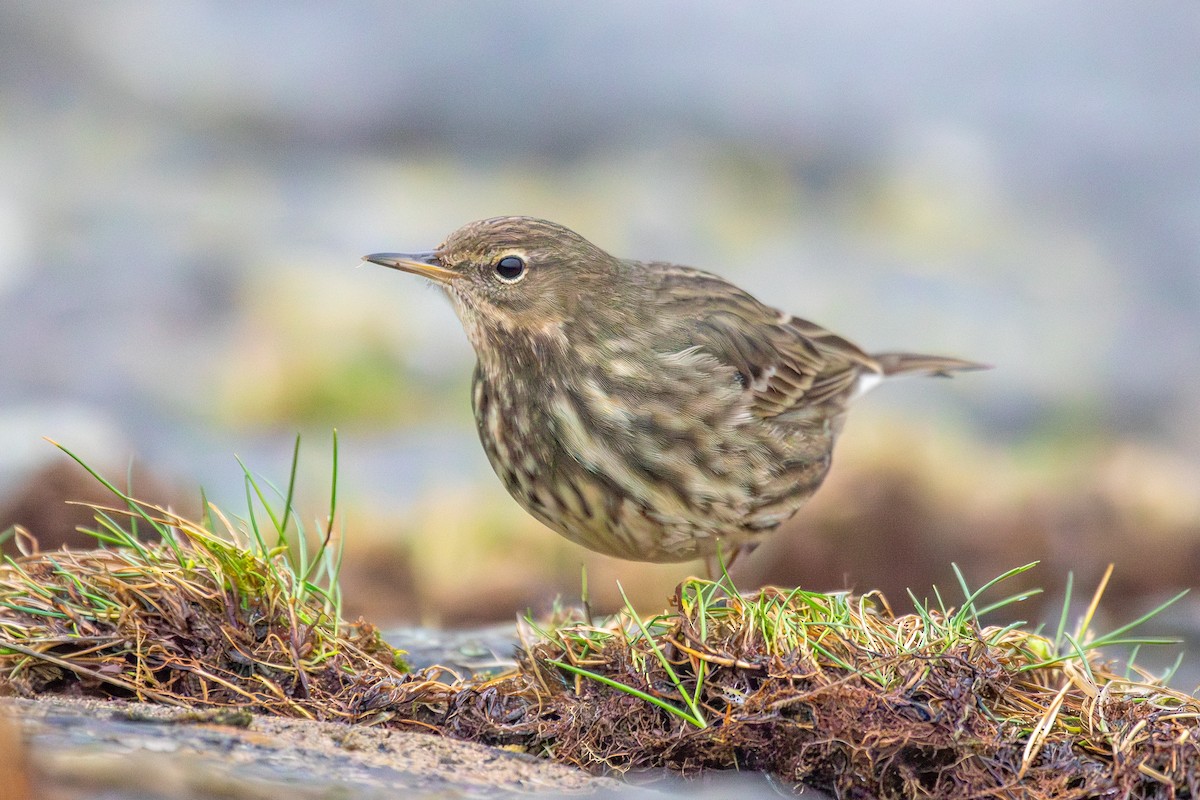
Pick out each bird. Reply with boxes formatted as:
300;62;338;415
364;217;985;568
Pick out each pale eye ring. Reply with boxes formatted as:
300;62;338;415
494;255;526;283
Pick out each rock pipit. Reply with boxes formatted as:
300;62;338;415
366;217;984;566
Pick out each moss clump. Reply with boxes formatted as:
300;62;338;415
0;505;405;717
370;575;1199;798
1;437;407;716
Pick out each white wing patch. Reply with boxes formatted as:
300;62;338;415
851;370;885;400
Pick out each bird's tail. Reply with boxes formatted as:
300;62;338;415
873;352;990;378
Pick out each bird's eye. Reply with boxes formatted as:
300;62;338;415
494;255;526;282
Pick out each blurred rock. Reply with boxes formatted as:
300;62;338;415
0;712;33;800
738;437;1200;632
0;459;190;555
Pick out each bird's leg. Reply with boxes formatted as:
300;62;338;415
580;565;594;627
704;542;761;582
704;544;742;582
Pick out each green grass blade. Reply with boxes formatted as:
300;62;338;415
1053;571;1074;655
975;588;1042;619
617;582;707;728
548;659;704;728
50;440;180;559
240;473;268;556
324;429;339;547
1087;590;1188;650
279;434;302;545
951;561;1040;628
1159;650;1185;685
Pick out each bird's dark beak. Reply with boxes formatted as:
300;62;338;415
362;252;460;283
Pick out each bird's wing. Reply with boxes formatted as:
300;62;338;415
753;314;883;417
648;265;879;420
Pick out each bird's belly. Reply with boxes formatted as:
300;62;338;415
471;402;718;561
471;370;832;562
499;464;772;563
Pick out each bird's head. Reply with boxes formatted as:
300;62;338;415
365;217;621;348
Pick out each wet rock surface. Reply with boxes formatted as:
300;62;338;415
5;695;624;799
5;695;817;799
386;623;523;675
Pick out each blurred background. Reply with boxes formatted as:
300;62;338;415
1;2;1197;679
